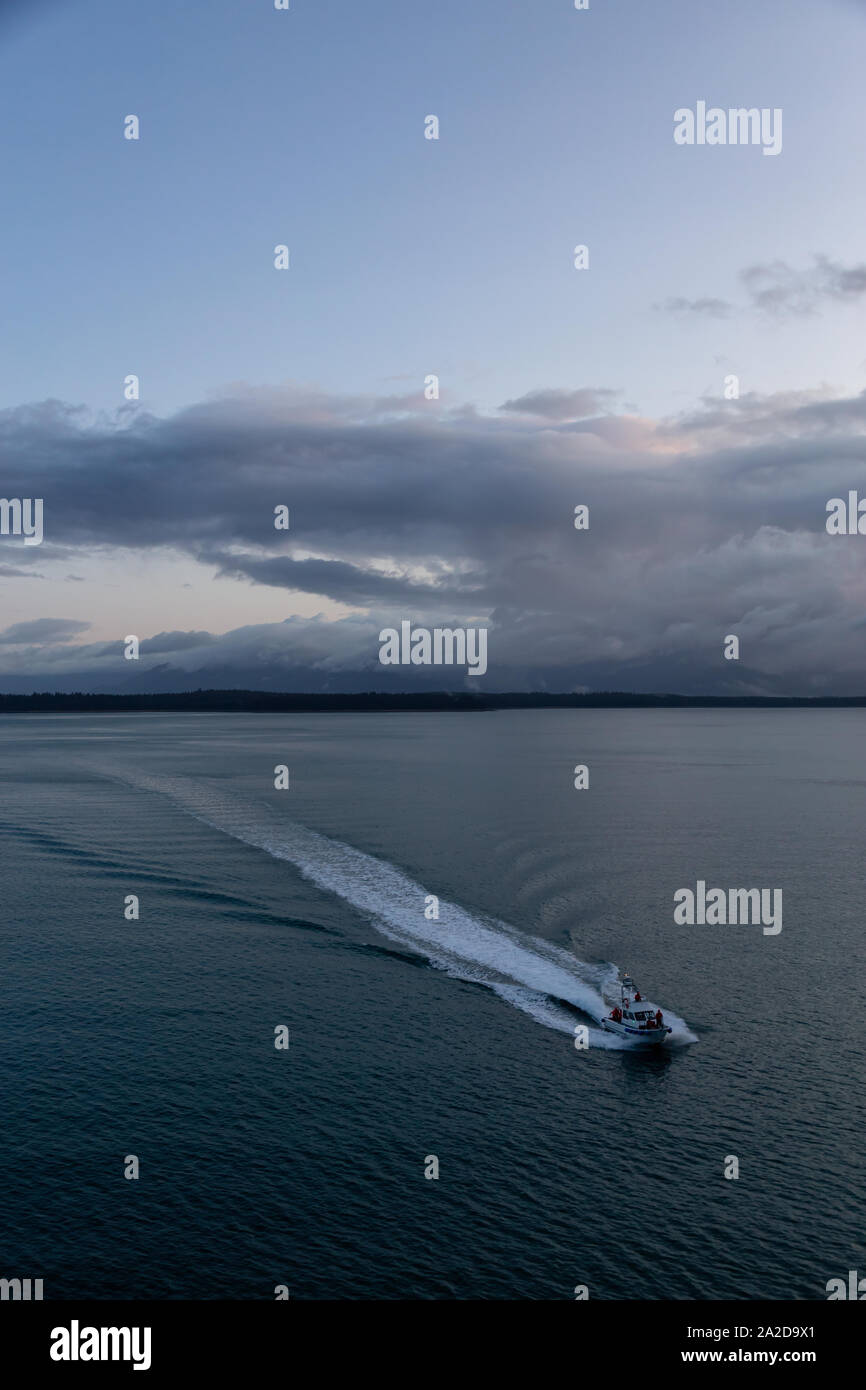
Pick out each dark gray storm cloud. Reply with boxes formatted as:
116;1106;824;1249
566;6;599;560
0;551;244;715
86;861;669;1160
3;380;866;693
0;617;90;645
0;564;42;578
740;256;866;317
201;548;492;607
499;387;621;420
656;256;866;322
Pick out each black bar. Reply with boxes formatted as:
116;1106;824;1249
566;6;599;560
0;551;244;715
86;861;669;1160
2;1299;857;1376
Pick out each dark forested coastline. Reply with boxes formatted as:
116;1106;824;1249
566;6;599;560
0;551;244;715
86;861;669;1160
1;690;866;713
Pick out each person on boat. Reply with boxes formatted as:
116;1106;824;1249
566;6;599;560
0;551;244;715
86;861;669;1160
611;1007;622;1022
634;990;642;1001
655;1009;663;1026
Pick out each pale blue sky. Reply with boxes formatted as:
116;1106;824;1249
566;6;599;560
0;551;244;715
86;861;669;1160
2;0;865;420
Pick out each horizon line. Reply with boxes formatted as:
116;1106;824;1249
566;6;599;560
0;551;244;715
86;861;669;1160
1;689;865;712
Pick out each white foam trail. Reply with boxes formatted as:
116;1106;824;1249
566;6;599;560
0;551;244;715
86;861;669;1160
105;769;696;1047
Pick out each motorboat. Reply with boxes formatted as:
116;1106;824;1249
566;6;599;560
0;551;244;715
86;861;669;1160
601;972;672;1045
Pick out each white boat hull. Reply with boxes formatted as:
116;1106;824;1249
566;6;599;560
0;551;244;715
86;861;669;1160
601;1018;671;1045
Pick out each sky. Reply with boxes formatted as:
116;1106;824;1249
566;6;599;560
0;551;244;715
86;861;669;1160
2;0;866;694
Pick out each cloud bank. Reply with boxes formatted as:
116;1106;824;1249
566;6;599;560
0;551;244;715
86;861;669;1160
2;378;866;694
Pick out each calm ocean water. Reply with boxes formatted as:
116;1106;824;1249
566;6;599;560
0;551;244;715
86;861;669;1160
1;709;863;1299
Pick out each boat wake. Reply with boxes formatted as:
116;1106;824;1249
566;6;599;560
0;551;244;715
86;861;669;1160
102;769;696;1049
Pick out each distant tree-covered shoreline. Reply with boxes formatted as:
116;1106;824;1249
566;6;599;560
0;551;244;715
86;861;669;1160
1;690;864;713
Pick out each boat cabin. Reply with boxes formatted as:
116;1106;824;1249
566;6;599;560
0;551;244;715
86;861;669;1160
621;1002;660;1025
609;974;666;1030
